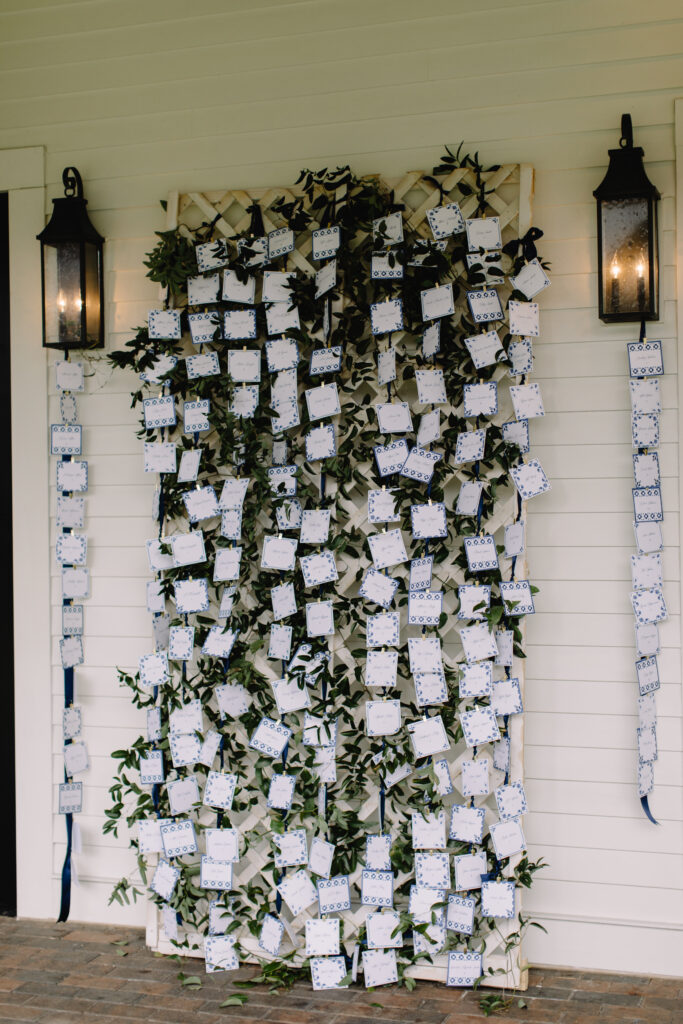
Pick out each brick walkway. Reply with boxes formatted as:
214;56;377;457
0;918;679;1023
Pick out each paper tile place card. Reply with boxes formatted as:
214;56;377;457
510;258;551;298
627;340;664;378
370;298;403;335
427;201;464;239
362;949;398;988
467;289;504;323
447;951;482;988
464;535;498;573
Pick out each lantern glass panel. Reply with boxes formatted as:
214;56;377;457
83;241;102;345
600;197;650;317
43;241;84;348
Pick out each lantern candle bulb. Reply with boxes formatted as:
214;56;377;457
610;258;620;311
637;259;646;310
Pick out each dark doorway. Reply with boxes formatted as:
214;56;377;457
0;193;16;916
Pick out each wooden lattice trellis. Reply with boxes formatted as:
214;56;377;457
141;163;535;990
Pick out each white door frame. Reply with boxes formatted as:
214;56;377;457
0;146;53;917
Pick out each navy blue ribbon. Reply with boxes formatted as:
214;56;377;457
641;795;659;825
57;441;76;923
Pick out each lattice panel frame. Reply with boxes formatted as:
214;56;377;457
141;163;535;991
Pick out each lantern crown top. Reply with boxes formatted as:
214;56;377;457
36;165;104;247
593;113;661;202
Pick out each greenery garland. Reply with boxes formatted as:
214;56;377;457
105;145;547;1004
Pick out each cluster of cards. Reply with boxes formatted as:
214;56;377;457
628;339;665;800
53;361;89;819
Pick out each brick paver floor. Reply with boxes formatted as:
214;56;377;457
0;918;679;1023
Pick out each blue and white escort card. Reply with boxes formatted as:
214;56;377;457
361;869;394;907
447;951;482;988
454;428;486;464
420;282;454;321
249;717;292;759
367;529;408;570
467;289;504;323
627;340;664;378
500;579;535;615
415;368;447;405
510;458;550;500
510;258;551;298
148;308;182;340
318;875;351;913
366;699;401;736
464;535;498;572
427;201;464;239
366;611;400;647
509;299;540;337
370;298;403;335
449;803;485;844
366;910;402;949
365;649;399;688
310;956;347;991
359;568;399;609
489;817;526;859
362;949;398;988
306;918;340;957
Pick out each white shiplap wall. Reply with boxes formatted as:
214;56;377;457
1;0;681;975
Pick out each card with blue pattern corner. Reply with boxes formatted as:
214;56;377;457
265;337;299;373
265;302;300;336
633;520;663;556
223;309;257;341
144;441;176;474
633;452;660;488
55;360;85;393
312;226;341;261
274;829;308;869
410;501;447;539
446;895;475;936
510;257;551;299
453;850;487;891
449;803;485;844
632;412;659;449
454;481;483;518
407;635;443;675
364;649;398;688
310;346;342;376
375;401;412;435
306;600;335;637
422;324;441;361
366;611;400;648
466;216;501;251
489;817;526;859
59;394;78;425
249;717;292;759
58;781;83;814
454;428;486;464
636;621;660;658
188;312;221;346
309;836;335;879
460;660;492;697
636;655;660;695
447;951;482;988
427;201;464;239
467;288;504;323
508;337;534;375
160;819;198;859
411;810;446;850
215;680;251;718
170;530;206;568
275;498;303;532
265;226;294;260
221;269;255;304
362;949;398;988
365;910;402;950
627;340;664;378
371;251;403;280
268;623;293;661
407;591;442;626
373;210;403;245
401;446;442;483
195;239;228;272
61;567;89;600
168;625;195;662
464;534;498;573
505;521;525;558
51;424;82;455
630;377;661;415
415;368;447;405
377;346;397;385
510;458;550;499
367;488;400;524
183;399;210;434
639;760;654;798
492;676;524;716
55;532;87;566
62;705;81;741
305;382;341;422
221;506;243;541
457;583;491;621
310;956;347;991
306;918;340;957
494;734;511;772
365;699;401;737
633;486;663;523
57;495;85;530
460;757;490;797
237;235;268;268
187;273;220;305
268;465;298;498
365;834;392;870
305;423;337;461
415;851;450;889
315;258;337;298
226;348;260;383
502;418;530;454
213;546;243;582
139;353;178;386
433;758;452;796
167;775;200;816
374;439;408;477
271;397;300;433
408;715;450;758
62;604;83;637
258;913;284;956
148;308;182;340
204;934;238;973
510;382;544;420
464;329;503;370
150;859;180;901
203;771;237;811
174;577;210;613
414;670;447;707
138;651;168;688
370;298;403;336
360;869;394;907
460;707;501;747
500;579;535;616
464;381;498;417
59;636;83;669
409;555;433;592
271;581;297;620
318;875;352;914
139;750;164;787
367;529;408;571
638;723;657;763
420;282;454;321
203;625;239;659
495;781;528;821
509;299;540;336
359;567;399;609
630;586;667;625
261;534;297;571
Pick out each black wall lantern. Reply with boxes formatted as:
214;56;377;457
593;114;660;324
37;167;104;349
